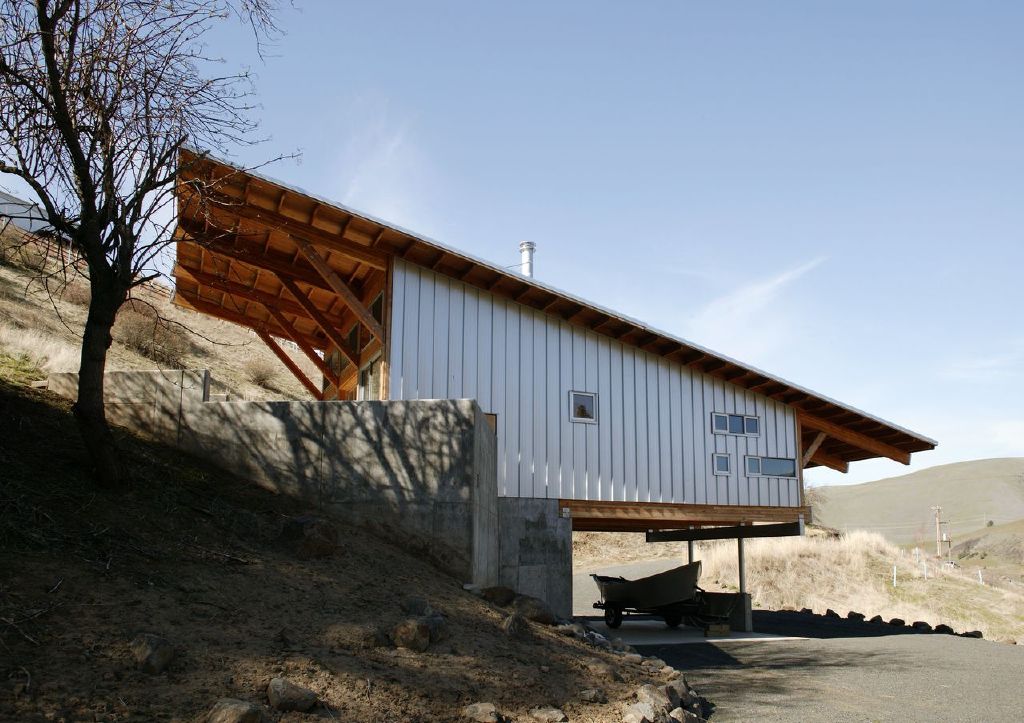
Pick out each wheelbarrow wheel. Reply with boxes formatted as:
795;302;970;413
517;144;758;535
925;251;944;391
604;605;623;629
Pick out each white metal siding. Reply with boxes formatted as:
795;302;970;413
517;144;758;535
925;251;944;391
389;260;802;506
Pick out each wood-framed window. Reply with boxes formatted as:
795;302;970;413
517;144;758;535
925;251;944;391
712;412;760;436
569;391;598;423
745;456;797;478
357;354;383;401
712;453;731;476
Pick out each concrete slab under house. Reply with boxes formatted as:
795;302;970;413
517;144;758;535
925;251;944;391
156;149;936;624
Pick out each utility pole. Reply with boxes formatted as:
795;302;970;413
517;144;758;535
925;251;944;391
932;506;943;559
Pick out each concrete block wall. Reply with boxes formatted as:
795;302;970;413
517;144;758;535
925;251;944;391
497;498;573;619
46;370;498;586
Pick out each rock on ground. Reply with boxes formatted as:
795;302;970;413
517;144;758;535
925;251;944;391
205;698;264;723
530;706;568;722
279;515;338;559
636;683;673;711
889;618;905;626
393;618;431;652
501;612;529;639
480;586;517;606
847;611;865;621
267;677;317;712
579;688;607;703
869;615;884;624
934;624;955;635
512;595;556;624
422;613;450;643
400;596;434;616
129;633;174;674
911;621;932;632
464;701;502;722
623;701;662;723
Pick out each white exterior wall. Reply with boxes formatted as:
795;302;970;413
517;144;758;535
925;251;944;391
389;260;802;507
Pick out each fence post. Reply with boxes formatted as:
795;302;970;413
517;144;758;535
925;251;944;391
892;564;897;588
978;570;984;585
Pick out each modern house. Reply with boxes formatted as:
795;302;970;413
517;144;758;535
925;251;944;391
171;150;936;619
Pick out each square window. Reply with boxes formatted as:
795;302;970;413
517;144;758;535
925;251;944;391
713;453;730;475
728;415;745;434
712;413;729;432
744;416;759;435
746;457;762;475
570;391;597;423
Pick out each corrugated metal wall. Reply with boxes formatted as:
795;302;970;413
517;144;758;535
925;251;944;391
389;260;801;507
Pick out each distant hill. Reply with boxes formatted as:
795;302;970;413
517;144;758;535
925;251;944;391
812;458;1024;545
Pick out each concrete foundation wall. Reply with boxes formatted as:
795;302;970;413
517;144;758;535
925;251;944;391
47;371;498;586
497;498;573;619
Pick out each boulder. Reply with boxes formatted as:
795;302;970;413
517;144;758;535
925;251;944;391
847;611;865;621
665;677;693;708
579;688;607;703
668;707;701;722
422;614;450;643
267;677;317;712
636;683;673;711
911;621;932;632
623;653;643;664
393;619;431;652
129;633;174;675
623;701;666;723
513;595;556;625
463;702;502;722
824;609;840;619
279;515;337;559
868;615;885;624
962;630;984;639
888;618;905;626
934;624;955;635
556;622;587;638
530;706;568;722
799;608;813;615
206;698;264;723
501;612;529;639
587;660;623;682
480;586;517;606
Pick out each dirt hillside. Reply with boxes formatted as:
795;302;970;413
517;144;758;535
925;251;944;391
0;354;660;722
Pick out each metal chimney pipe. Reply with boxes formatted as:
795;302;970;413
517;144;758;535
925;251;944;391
519;241;536;278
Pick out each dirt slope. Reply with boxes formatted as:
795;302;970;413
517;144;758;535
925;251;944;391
812;458;1024;545
0;356;647;722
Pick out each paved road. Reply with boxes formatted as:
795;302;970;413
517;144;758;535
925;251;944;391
635;611;1024;722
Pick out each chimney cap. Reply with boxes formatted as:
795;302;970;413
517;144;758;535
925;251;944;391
519;240;536;251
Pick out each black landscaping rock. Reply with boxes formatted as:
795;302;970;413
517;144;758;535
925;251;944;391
267;677;317;712
889;618;906;626
962;630;984;639
280;515;337;559
825;609;840;618
934;624;955;635
869;615;885;624
129;633;175;675
911;621;933;632
847;611;866;621
799;607;813;615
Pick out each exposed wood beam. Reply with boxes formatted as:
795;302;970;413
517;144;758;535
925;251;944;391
173;291;322;350
799;412;911;465
264;306;340;388
646;520;804;543
559;499;810;532
808;448;850;473
256;330;322;400
198;189;389;270
175;263;349;331
275;275;359;366
293;237;385;343
801;431;827;468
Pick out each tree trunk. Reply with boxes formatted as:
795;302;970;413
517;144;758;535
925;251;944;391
73;281;127;489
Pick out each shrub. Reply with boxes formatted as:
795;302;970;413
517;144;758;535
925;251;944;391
243;357;278;388
114;309;191;368
60;282;91;306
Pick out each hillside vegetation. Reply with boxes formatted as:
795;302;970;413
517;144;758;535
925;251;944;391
812;458;1024;545
575;529;1024;644
0;353;653;722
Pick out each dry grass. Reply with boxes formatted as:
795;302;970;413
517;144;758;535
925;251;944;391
243;356;278;388
575;529;1024;642
0;323;80;373
113;307;192;368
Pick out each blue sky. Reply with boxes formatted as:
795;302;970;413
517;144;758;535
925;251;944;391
213;1;1024;485
16;1;1021;485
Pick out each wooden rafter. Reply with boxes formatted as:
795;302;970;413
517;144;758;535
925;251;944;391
256;330;322;400
275;275;360;368
799;412;911;465
264;306;340;388
801;431;827;468
293;237;385;342
174;291;321;350
808;447;850;474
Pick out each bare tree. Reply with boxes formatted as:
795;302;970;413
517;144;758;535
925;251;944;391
0;0;281;488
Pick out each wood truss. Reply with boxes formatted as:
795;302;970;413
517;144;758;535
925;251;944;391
172;149;935;471
560;499;811;532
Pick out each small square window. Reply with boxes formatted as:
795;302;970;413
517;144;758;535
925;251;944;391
712;453;731;475
712;413;729;432
746;456;762;475
728;415;745;434
744;416;759;435
570;391;597;423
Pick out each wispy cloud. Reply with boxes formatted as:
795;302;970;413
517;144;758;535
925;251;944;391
938;342;1024;383
682;256;825;363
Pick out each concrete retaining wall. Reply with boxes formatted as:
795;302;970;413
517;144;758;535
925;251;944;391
47;371;498;586
497;498;573;619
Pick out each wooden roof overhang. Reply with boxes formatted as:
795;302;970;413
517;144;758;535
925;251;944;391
172;150;937;471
